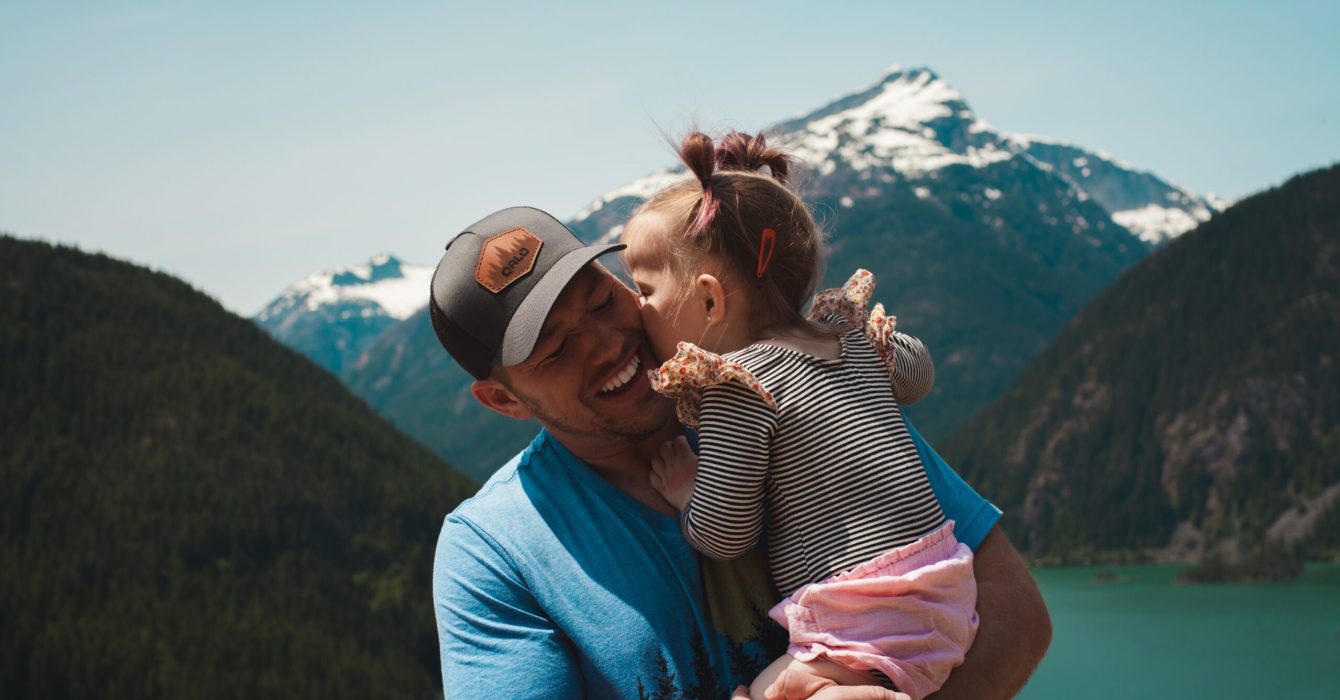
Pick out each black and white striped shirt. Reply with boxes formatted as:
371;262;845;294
681;321;945;596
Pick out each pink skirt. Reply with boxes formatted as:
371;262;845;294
767;521;978;700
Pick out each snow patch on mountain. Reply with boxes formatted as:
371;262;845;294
777;67;1013;176
257;254;432;323
574;169;689;223
1112;205;1208;243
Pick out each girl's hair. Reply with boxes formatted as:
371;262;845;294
629;130;827;333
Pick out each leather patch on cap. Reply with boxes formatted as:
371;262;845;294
475;227;544;294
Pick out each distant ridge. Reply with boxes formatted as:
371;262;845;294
941;164;1340;562
1;236;475;698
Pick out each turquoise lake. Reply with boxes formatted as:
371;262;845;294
1019;563;1340;699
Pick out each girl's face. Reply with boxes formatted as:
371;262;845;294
621;211;710;362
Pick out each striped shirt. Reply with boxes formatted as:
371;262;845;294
680;320;945;596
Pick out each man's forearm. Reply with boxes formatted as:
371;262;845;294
931;526;1052;699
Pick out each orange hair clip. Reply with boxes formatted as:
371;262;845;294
756;228;777;278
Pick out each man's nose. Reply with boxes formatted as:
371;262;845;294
584;317;623;360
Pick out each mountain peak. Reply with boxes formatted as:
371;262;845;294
856;66;971;127
875;64;940;85
775;65;970;137
774;66;1000;177
256;254;432;324
331;253;405;287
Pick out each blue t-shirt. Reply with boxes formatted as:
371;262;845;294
433;419;1000;698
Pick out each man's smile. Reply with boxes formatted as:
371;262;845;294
598;355;641;394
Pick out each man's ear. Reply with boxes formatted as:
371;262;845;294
695;273;728;326
470;378;535;421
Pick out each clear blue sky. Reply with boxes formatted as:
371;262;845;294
3;1;1337;314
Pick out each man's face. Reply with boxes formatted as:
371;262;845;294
498;264;674;443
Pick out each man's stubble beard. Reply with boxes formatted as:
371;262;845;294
533;403;667;442
507;379;674;442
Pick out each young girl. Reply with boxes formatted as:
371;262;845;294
621;131;978;700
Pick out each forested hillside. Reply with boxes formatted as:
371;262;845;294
0;237;476;698
942;165;1340;563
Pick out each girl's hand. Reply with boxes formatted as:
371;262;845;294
649;435;698;510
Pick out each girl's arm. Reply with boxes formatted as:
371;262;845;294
677;380;778;560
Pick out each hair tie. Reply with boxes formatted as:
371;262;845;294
756;228;777;278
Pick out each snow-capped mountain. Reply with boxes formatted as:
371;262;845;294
261;65;1230;477
255;254;432;375
574;66;1219;246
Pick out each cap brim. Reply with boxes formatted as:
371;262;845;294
499;243;626;367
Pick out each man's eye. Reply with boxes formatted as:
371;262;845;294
597;288;615;311
547;339;567;360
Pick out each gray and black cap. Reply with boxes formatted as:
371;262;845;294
429;206;625;379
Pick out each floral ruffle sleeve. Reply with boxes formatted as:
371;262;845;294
647;342;777;429
808;268;898;367
808;268;935;404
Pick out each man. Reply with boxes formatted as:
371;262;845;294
430;207;1050;698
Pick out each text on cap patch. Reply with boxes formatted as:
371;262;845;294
475;227;543;294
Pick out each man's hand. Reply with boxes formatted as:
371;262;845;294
649;435;698;510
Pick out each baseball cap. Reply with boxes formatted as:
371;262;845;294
429;206;625;379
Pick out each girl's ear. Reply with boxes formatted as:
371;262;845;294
695;273;728;325
470;378;535;421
